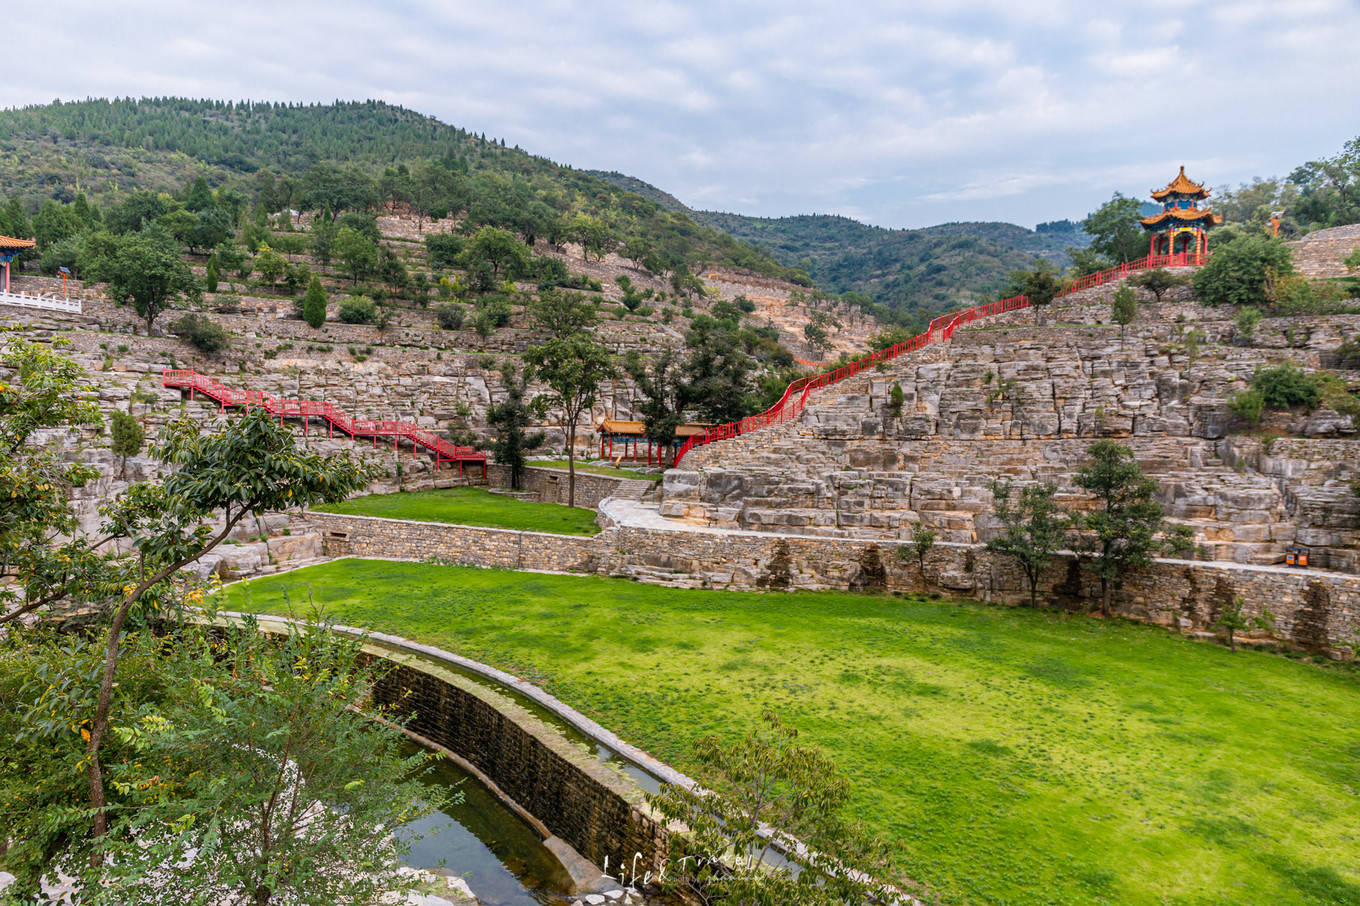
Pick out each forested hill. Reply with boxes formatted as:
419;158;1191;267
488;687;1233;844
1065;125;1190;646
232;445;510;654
586;167;1090;322
695;212;1090;321
0;97;791;279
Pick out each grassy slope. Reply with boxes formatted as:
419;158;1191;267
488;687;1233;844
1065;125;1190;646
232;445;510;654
313;487;600;536
223;560;1360;906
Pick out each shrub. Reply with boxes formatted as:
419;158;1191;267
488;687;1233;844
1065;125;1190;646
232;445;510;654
171;313;231;352
1229;388;1265;425
1266;269;1356;315
435;303;465;330
1251;362;1319;409
1335;336;1360;369
426;233;463;268
1192;236;1293;306
337;297;377;325
302;276;328;328
1128;269;1189;302
1233;306;1262;345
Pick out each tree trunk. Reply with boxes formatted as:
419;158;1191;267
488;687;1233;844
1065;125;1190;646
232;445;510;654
565;413;577;508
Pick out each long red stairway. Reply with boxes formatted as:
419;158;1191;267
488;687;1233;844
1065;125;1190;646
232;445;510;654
162;369;488;476
675;250;1207;465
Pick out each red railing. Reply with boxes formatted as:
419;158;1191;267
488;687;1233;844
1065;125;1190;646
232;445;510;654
161;369;487;475
673;251;1208;465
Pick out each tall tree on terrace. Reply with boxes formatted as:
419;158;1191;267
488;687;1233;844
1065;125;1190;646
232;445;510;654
101;227;201;335
525;333;612;507
626;349;686;457
485;364;545;490
1072;440;1166;617
986;480;1069;608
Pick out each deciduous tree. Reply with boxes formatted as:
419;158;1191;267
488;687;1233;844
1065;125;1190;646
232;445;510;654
524;333;612;507
1072;440;1165;617
986;480;1068;608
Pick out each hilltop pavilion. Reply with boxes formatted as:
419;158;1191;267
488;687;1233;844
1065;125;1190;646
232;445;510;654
0;235;35;293
1140;166;1222;259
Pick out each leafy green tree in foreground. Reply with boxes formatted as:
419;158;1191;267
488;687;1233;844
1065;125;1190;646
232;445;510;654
986;480;1069;608
649;712;909;906
0;616;441;905
1072;440;1166;617
525;332;612;508
0;340;377;896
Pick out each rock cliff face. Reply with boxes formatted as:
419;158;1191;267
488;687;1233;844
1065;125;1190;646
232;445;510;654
664;292;1360;572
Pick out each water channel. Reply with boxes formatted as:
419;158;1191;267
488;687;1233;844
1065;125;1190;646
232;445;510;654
398;751;575;906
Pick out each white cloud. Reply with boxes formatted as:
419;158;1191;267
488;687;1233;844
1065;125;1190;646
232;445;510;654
0;0;1355;228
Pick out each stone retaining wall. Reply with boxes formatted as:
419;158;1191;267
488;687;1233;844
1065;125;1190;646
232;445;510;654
310;512;602;573
487;464;625;509
372;659;668;873
310;510;1360;652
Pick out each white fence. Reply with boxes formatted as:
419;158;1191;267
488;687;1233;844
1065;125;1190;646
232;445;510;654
0;291;82;314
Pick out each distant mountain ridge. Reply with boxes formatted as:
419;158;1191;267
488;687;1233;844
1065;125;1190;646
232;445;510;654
588;169;1090;323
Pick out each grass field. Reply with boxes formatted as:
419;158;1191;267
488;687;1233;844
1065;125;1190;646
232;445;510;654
223;560;1360;906
312;487;601;535
528;460;662;480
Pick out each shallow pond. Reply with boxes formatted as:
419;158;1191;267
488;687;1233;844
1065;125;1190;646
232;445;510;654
399;754;575;906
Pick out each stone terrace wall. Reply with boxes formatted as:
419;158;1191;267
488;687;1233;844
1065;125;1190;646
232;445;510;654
311;512;602;572
487;464;625;509
310;511;1360;653
372;659;668;873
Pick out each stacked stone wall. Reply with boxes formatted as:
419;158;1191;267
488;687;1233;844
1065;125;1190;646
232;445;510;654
372;660;668;873
307;511;1360;653
486;464;625;509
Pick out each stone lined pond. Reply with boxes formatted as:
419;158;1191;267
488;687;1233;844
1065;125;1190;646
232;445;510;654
400;752;575;906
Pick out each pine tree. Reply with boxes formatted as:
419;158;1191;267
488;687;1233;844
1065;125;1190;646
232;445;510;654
109;410;144;480
204;255;220;293
302;275;327;328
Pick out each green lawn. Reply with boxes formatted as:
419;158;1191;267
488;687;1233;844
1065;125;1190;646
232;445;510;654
528;460;662;480
223;560;1360;906
312;487;600;535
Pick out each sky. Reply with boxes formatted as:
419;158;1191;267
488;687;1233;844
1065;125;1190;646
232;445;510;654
5;0;1359;229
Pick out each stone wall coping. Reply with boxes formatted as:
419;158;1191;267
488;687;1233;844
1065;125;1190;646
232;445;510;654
307;509;603;544
600;498;1351;585
213;605;697;794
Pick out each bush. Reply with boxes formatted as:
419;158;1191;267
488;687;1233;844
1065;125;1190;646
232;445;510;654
1251;362;1319;409
1229;388;1265;425
1335;336;1360;369
337;297;377;325
1192;236;1293;306
1265;269;1356;315
435;303;465;330
171;313;231;352
302;276;328;328
425;233;463;268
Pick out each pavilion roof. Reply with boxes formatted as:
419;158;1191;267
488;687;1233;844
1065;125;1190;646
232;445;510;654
1140;208;1223;228
1151;166;1210;201
0;235;36;250
597;418;711;438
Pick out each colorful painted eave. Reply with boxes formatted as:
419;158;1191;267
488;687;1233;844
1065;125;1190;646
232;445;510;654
1140;208;1224;227
0;234;36;250
1150;165;1210;201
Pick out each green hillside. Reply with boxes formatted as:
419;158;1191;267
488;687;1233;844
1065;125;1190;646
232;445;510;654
697;211;1089;321
0;98;790;279
586;167;1093;323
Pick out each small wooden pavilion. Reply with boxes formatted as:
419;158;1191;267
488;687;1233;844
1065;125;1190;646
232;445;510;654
0;235;35;293
596;418;710;467
1140;166;1222;258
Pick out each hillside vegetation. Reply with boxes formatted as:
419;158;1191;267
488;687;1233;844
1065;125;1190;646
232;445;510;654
0;97;790;281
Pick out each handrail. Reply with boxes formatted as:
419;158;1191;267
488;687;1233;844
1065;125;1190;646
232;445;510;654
161;369;486;469
673;251;1208;466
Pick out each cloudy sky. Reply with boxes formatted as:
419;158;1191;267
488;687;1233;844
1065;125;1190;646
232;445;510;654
6;1;1358;229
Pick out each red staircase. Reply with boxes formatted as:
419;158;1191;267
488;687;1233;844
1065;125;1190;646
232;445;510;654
162;369;488;476
674;251;1207;465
